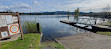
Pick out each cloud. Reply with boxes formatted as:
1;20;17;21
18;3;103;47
63;0;111;12
0;3;32;11
11;3;32;9
32;0;43;7
0;0;111;12
0;6;9;9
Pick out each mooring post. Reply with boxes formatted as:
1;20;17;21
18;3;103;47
37;23;40;33
95;19;97;25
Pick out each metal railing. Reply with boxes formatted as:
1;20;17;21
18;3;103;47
73;18;108;25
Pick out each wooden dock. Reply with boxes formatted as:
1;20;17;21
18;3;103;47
60;20;111;32
92;25;111;32
60;20;93;31
60;20;76;25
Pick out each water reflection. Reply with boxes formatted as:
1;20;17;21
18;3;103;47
74;15;79;23
70;26;88;33
68;15;70;20
20;15;89;41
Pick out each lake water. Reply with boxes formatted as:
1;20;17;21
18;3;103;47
20;15;91;41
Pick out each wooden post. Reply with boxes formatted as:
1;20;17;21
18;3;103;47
17;12;24;40
95;19;97;25
37;23;40;33
0;42;1;47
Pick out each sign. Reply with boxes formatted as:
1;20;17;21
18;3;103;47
5;15;14;24
13;16;18;22
0;15;15;27
0;15;7;27
8;23;20;35
1;31;8;38
0;13;23;40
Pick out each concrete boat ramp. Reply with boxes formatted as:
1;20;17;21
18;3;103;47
56;20;111;49
56;33;111;49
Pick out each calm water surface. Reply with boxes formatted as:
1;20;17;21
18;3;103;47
20;15;89;41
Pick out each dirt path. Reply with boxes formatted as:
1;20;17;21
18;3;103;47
56;33;111;49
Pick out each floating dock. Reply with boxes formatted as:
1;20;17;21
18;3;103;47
60;20;93;31
60;20;76;25
60;20;111;32
92;25;111;32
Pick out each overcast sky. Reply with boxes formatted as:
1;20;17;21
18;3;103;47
0;0;111;12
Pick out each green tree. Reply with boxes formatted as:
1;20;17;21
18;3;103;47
75;8;79;17
74;8;79;22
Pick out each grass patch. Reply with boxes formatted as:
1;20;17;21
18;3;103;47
1;33;41;49
97;32;111;36
39;41;65;49
104;23;111;26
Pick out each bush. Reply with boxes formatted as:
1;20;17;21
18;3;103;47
23;21;37;33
